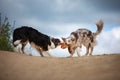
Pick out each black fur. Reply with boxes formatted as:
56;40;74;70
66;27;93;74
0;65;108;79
13;26;61;54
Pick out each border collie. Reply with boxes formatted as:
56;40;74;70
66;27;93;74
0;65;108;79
61;20;103;57
13;26;61;57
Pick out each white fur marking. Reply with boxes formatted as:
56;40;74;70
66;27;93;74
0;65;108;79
48;40;55;49
14;40;21;45
14;44;23;53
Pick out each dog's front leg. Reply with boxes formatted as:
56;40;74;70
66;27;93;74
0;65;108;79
76;47;81;57
67;46;75;58
38;50;44;57
46;51;54;57
35;48;44;57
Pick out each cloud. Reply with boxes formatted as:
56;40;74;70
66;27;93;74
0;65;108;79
0;1;116;22
93;27;120;55
87;0;120;12
1;0;120;25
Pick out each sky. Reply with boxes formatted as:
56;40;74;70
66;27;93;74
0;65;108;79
0;0;120;57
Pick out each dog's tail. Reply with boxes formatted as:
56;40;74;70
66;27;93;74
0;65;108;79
94;20;104;36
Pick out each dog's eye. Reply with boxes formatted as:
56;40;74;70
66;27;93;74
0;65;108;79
71;38;75;41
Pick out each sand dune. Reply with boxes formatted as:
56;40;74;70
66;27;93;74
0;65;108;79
0;51;120;80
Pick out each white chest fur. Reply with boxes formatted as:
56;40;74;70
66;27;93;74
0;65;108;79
48;40;55;49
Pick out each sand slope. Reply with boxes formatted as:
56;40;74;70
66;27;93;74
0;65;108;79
0;51;120;80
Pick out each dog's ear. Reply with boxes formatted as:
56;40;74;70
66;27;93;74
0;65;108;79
61;37;66;42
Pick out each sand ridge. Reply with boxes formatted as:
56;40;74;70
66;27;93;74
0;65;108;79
0;51;120;80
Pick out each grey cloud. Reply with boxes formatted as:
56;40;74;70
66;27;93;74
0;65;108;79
1;0;120;25
0;0;120;31
87;0;120;12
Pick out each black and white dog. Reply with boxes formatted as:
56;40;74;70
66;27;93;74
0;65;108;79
13;26;61;57
62;20;104;57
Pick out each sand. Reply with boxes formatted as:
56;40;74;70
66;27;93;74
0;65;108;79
0;51;120;80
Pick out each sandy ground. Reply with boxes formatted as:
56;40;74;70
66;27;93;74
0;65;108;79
0;51;120;80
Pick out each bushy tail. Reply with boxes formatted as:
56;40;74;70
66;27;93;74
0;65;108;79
94;20;104;36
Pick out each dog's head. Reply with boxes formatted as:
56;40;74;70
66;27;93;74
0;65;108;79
51;38;61;47
61;35;76;49
61;37;76;54
62;34;76;44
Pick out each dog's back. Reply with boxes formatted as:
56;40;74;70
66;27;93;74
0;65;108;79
70;28;95;48
62;20;104;57
13;26;51;51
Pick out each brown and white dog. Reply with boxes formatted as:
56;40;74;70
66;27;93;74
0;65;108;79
61;20;103;57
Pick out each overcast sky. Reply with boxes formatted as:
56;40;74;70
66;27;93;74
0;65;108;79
0;0;120;57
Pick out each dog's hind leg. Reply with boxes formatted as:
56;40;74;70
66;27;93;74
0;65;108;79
85;47;89;56
89;47;93;56
21;43;26;53
85;45;90;56
21;41;28;53
85;43;92;56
